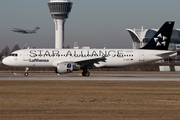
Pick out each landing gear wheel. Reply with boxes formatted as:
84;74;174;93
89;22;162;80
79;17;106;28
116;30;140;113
82;71;90;77
24;67;29;76
24;72;29;76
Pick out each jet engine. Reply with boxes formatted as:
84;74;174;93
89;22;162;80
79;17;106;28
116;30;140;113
55;63;74;74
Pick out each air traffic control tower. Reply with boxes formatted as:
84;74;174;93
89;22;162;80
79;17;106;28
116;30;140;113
48;0;73;49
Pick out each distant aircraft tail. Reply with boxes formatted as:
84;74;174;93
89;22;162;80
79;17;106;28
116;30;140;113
33;27;40;31
141;21;174;50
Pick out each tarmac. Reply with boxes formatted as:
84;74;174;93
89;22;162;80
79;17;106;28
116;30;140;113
0;71;180;81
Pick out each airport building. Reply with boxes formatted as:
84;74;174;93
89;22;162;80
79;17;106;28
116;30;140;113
73;41;90;49
126;26;180;50
47;0;73;49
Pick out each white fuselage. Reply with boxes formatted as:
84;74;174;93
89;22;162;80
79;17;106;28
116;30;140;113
2;49;177;68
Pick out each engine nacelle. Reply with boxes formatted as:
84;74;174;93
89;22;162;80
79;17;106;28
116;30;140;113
55;63;74;74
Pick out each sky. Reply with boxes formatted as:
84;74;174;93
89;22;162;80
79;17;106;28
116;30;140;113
1;0;180;51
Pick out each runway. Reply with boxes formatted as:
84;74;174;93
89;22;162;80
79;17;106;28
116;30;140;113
0;72;180;81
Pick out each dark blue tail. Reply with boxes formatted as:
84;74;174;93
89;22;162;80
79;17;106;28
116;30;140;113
141;21;174;50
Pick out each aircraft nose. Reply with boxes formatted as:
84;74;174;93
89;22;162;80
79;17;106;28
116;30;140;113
2;57;10;66
2;57;18;66
2;58;7;65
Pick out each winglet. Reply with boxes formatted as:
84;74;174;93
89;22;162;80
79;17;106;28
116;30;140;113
141;21;174;50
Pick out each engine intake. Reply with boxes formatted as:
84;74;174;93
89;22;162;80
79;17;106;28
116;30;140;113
55;63;74;74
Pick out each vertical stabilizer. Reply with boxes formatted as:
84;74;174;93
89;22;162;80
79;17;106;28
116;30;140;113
33;27;40;31
141;21;174;50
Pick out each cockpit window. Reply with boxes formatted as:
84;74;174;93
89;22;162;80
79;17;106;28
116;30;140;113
10;53;18;57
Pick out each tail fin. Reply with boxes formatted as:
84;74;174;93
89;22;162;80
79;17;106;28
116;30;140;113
141;21;174;50
33;27;40;31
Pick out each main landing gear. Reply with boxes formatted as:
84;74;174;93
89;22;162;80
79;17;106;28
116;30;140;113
24;67;29;76
82;67;90;77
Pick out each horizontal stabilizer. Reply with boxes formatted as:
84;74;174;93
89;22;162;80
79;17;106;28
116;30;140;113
156;51;177;57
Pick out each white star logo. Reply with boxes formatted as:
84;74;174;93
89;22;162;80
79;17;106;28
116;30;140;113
154;33;167;47
154;38;159;42
156;42;161;46
157;33;162;38
163;36;167;41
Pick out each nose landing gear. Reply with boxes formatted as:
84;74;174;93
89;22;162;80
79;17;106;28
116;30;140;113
24;67;29;76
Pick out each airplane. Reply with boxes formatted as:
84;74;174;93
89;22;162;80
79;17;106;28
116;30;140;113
3;21;177;77
11;27;40;34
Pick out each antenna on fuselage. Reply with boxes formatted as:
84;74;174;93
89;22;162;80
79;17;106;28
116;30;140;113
22;43;27;49
104;44;106;49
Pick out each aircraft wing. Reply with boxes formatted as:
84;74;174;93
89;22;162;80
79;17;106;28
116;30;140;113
17;29;26;32
17;29;27;33
15;29;22;32
74;56;106;66
52;56;106;67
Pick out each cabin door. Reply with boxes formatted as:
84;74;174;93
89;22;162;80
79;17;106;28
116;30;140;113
139;51;144;61
23;50;29;61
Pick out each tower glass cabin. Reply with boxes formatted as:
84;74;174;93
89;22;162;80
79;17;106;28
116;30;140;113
48;0;73;49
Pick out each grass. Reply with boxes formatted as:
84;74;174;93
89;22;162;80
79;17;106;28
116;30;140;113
1;80;180;120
